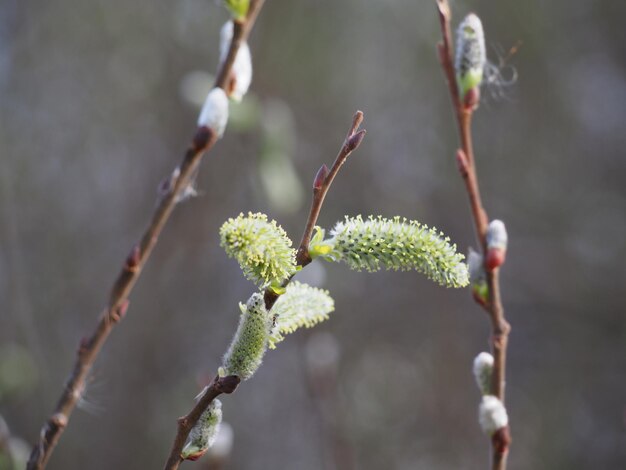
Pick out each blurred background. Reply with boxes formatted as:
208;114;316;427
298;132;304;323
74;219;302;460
1;0;625;468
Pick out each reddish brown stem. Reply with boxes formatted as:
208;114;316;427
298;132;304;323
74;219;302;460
26;3;265;469
435;1;511;469
163;111;366;469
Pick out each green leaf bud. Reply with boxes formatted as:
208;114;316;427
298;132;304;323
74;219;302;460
181;399;223;461
314;215;469;288
222;293;272;380
268;281;335;349
455;13;486;99
220;212;297;288
223;0;250;20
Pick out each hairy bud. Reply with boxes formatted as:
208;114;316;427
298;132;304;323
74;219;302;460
181;399;223;461
468;248;488;305
220;212;297;288
268;281;335;349
221;294;272;380
219;21;253;101
478;395;508;435
310;215;469;288
486;219;508;271
473;352;494;395
197;88;229;137
455;13;486;101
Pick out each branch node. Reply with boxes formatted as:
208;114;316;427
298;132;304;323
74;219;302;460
215;376;241;394
110;299;130;323
124;245;141;273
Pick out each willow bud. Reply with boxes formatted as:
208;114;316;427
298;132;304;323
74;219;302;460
223;0;249;20
478;395;508;435
485;219;508;271
473;352;494;395
197;88;229;137
181;399;223;461
455;13;486;102
219;21;253;101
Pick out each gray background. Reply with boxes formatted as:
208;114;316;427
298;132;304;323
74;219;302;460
1;0;625;469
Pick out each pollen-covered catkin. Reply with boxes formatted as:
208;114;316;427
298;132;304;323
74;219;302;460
268;281;335;349
222;293;272;380
220;212;296;288
310;216;469;288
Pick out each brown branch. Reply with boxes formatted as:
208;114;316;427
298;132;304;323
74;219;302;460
435;1;511;469
163;111;366;469
25;3;266;469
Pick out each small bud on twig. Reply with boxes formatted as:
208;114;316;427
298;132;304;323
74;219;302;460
468;248;488;306
485;219;508;271
346;129;366;152
124;245;141;272
219;21;253;101
473;352;494;395
456;148;469;175
478;395;508;435
198;88;229;138
313;164;329;191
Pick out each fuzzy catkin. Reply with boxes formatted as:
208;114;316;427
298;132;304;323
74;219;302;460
315;216;469;288
222;293;272;380
455;13;486;98
181;399;223;460
220;212;296;288
269;281;335;349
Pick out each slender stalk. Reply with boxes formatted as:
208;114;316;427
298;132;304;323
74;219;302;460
162;112;366;470
26;3;265;469
435;1;511;468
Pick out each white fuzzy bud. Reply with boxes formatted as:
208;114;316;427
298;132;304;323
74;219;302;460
197;87;229;137
219;21;253;101
467;248;484;284
478;395;508;435
486;219;508;250
455;13;486;98
473;352;494;395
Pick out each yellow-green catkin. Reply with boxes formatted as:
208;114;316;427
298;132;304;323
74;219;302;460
309;216;469;288
221;293;272;380
220;212;297;288
268;281;335;349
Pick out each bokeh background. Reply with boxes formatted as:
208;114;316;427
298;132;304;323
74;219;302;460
1;0;625;469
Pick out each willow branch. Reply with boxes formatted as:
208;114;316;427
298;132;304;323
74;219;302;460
162;111;366;470
435;1;511;469
26;3;265;469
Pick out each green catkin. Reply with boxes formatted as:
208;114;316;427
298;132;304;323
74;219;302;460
221;293;272;380
268;281;335;349
181;399;223;461
310;216;469;288
220;212;297;288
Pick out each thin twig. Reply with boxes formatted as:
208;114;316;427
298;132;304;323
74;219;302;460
26;3;265;469
435;1;511;469
162;112;366;470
